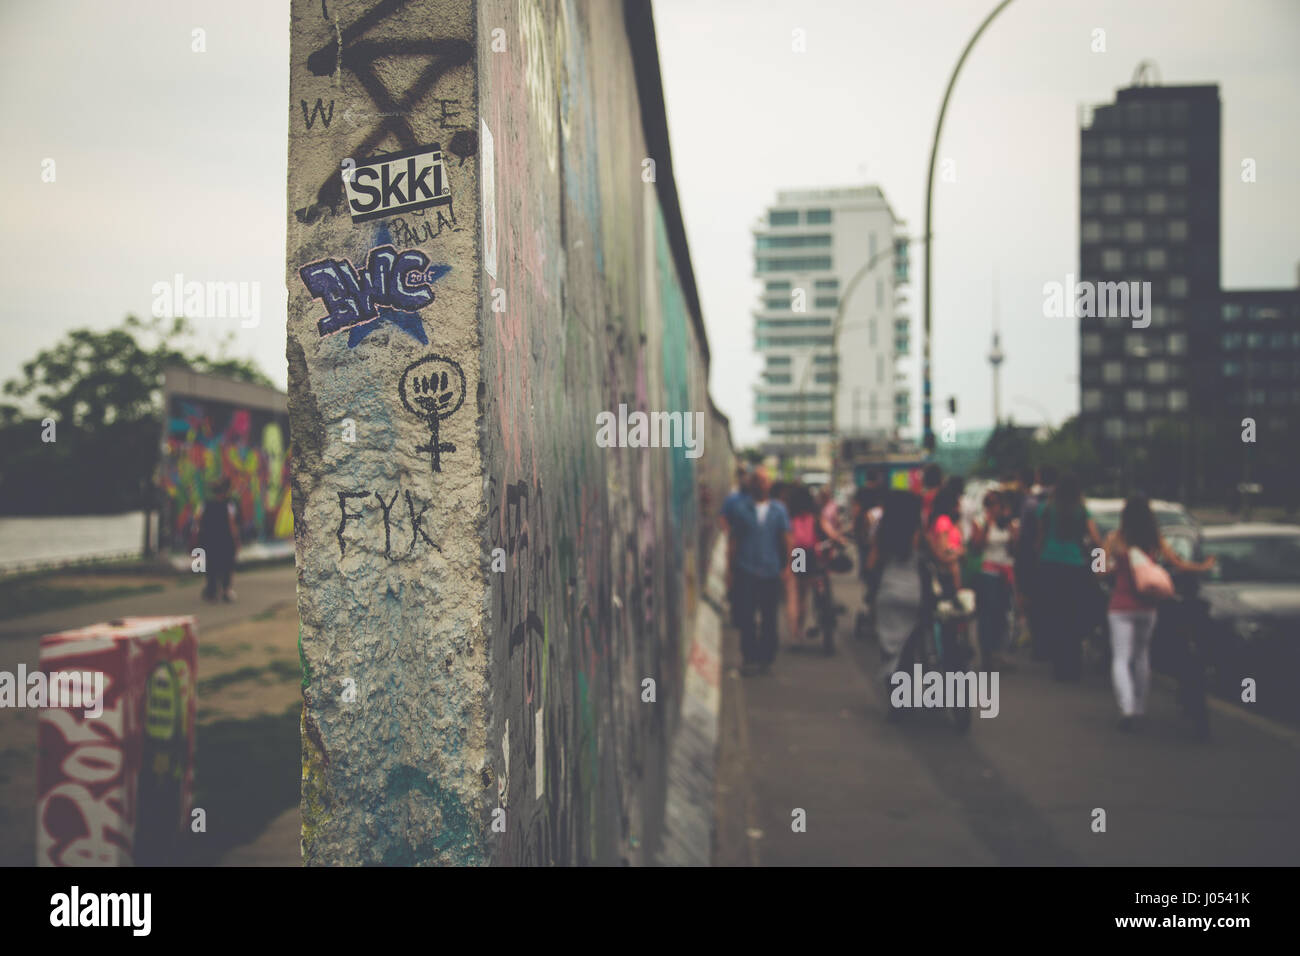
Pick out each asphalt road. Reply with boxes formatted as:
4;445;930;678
713;569;1300;866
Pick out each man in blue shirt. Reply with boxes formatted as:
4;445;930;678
720;464;752;627
722;465;791;673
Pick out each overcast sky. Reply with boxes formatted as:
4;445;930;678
1;1;1297;450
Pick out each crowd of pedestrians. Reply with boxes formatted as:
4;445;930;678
720;459;1216;731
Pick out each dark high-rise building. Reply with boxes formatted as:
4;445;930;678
1078;81;1221;450
1078;76;1300;503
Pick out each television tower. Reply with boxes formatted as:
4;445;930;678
988;272;1004;427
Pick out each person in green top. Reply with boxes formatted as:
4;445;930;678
1034;473;1102;681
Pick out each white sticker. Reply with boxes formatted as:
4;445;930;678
342;145;451;223
534;707;544;799
481;119;497;280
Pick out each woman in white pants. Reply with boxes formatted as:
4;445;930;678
1103;496;1215;731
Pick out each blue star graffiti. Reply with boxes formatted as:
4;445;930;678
298;227;451;347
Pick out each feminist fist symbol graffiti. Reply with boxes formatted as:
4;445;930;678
398;354;466;474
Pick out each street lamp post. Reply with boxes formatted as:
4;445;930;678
922;0;1016;453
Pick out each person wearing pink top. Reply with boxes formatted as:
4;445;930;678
1103;496;1215;732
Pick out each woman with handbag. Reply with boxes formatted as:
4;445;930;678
1103;496;1215;731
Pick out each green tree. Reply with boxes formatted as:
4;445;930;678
974;423;1035;478
0;316;271;515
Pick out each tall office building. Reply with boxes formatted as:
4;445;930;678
1078;75;1300;500
1078;81;1221;448
752;186;910;470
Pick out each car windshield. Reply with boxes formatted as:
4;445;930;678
1202;534;1300;584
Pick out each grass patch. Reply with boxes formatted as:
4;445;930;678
178;702;301;865
0;579;165;621
197;659;302;695
199;641;255;660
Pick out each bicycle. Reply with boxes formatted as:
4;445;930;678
897;556;978;732
809;541;853;656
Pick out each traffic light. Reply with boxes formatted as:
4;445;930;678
947;397;957;415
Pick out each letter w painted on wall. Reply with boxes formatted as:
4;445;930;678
299;244;450;346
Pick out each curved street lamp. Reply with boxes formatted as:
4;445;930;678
922;0;1017;452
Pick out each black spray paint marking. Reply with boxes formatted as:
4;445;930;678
448;129;477;167
335;485;444;559
337;491;369;555
302;98;335;129
398;354;465;474
296;0;472;223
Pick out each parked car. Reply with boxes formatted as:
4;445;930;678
1193;524;1300;722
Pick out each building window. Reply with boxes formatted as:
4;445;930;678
756;256;833;273
1125;390;1146;411
1124;220;1145;242
1103;361;1123;384
1222;332;1243;350
1168;390;1188;411
814;296;838;309
1222;303;1243;321
769;210;798;227
876;279;884;308
805;209;832;225
1124;334;1149;356
1147;361;1168;383
1082;389;1102;412
1146;193;1167;214
1104;418;1124;439
1101;249;1124;271
1169;163;1188;185
814;278;839;290
1146;248;1167;269
765;280;792;292
1168;333;1187;355
1082;165;1102;186
1103;193;1123;214
1169;276;1188;298
1082;333;1102;357
1168;138;1188;156
1103;137;1123;158
763;373;791;385
756;234;832;249
1168;220;1188;241
869;318;877;347
1082;220;1102;242
1123;164;1144;185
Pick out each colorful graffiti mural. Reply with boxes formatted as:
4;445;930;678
159;397;293;552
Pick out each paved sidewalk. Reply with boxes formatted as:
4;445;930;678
714;570;1300;866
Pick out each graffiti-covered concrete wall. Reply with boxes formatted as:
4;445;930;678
288;0;731;865
159;368;293;553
